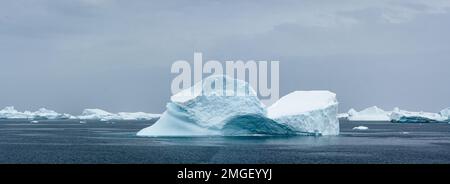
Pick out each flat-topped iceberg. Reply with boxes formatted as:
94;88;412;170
137;75;340;137
390;108;447;123
267;91;339;136
347;106;391;121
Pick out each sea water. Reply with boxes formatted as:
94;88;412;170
1;119;450;164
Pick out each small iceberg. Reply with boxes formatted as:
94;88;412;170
347;106;390;121
390;108;447;123
137;75;340;137
352;126;369;130
337;113;349;119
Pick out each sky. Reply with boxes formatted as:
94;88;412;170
1;0;450;114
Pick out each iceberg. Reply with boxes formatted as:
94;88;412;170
347;106;390;121
390;108;447;123
352;126;369;130
138;75;270;136
337;113;349;119
117;112;161;120
0;106;73;120
0;106;160;121
267;91;340;136
0;106;33;119
32;108;74;120
345;106;450;123
137;75;340;137
77;109;120;120
77;109;160;121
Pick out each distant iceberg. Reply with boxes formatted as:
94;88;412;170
347;106;390;121
337;113;349;119
77;109;160;121
352;126;369;130
390;108;447;123
0;106;32;119
343;106;449;123
0;106;74;120
33;108;74;120
0;106;160;121
137;75;339;137
77;109;118;120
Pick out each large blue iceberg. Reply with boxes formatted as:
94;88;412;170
137;75;339;137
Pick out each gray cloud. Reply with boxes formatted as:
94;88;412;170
1;0;449;114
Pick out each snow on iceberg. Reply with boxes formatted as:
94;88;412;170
267;91;339;136
138;75;340;137
77;109;160;121
347;106;391;121
390;108;447;123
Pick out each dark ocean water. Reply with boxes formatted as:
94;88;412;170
1;119;450;164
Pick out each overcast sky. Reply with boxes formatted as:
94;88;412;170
1;0;450;114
